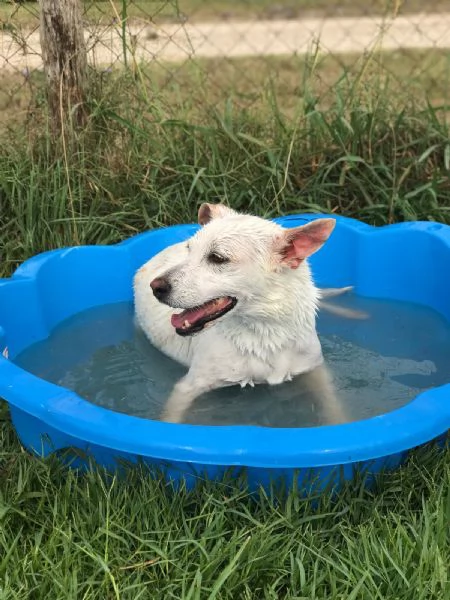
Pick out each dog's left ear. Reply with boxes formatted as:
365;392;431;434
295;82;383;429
198;203;237;225
276;218;336;269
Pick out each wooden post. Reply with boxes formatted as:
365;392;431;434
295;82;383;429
38;0;88;133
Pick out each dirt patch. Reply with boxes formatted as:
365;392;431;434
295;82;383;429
1;13;450;72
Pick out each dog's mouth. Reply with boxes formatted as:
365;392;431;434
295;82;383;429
171;296;237;336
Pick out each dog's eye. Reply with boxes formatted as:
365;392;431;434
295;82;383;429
207;252;229;265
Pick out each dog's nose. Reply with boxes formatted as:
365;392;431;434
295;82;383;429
150;277;172;301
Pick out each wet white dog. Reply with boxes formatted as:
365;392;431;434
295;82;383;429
134;204;358;424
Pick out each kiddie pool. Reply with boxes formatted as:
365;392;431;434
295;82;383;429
0;214;449;493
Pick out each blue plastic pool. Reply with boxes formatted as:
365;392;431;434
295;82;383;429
0;214;449;492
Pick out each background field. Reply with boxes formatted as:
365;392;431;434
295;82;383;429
0;1;449;597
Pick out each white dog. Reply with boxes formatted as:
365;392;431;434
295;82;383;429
134;204;359;424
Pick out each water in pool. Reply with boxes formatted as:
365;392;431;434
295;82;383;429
14;296;450;427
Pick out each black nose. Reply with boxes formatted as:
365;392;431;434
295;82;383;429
150;277;172;301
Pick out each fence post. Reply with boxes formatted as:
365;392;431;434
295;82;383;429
39;0;88;134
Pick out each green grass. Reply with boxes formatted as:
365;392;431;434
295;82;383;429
1;32;450;599
3;47;450;129
1;101;450;276
0;407;449;599
1;47;450;277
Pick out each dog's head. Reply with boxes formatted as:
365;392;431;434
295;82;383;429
150;203;335;336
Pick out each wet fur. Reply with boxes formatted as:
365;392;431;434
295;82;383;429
134;205;360;424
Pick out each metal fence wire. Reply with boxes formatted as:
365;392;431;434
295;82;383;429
1;0;450;125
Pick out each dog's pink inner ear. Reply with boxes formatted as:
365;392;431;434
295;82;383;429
198;203;214;225
198;203;236;225
279;218;336;269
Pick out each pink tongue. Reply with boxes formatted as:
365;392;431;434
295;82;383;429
171;306;211;329
170;298;231;329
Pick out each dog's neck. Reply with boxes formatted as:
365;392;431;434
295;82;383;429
221;262;320;359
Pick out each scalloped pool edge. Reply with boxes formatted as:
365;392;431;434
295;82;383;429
0;214;449;491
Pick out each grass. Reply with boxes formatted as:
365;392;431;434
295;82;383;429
3;47;450;128
1;0;450;29
0;406;449;598
0;28;450;598
1;46;450;276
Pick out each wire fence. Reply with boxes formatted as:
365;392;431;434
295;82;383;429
1;0;450;127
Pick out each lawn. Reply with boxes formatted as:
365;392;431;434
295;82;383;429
0;407;449;598
0;8;450;597
1;46;450;276
3;47;450;128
